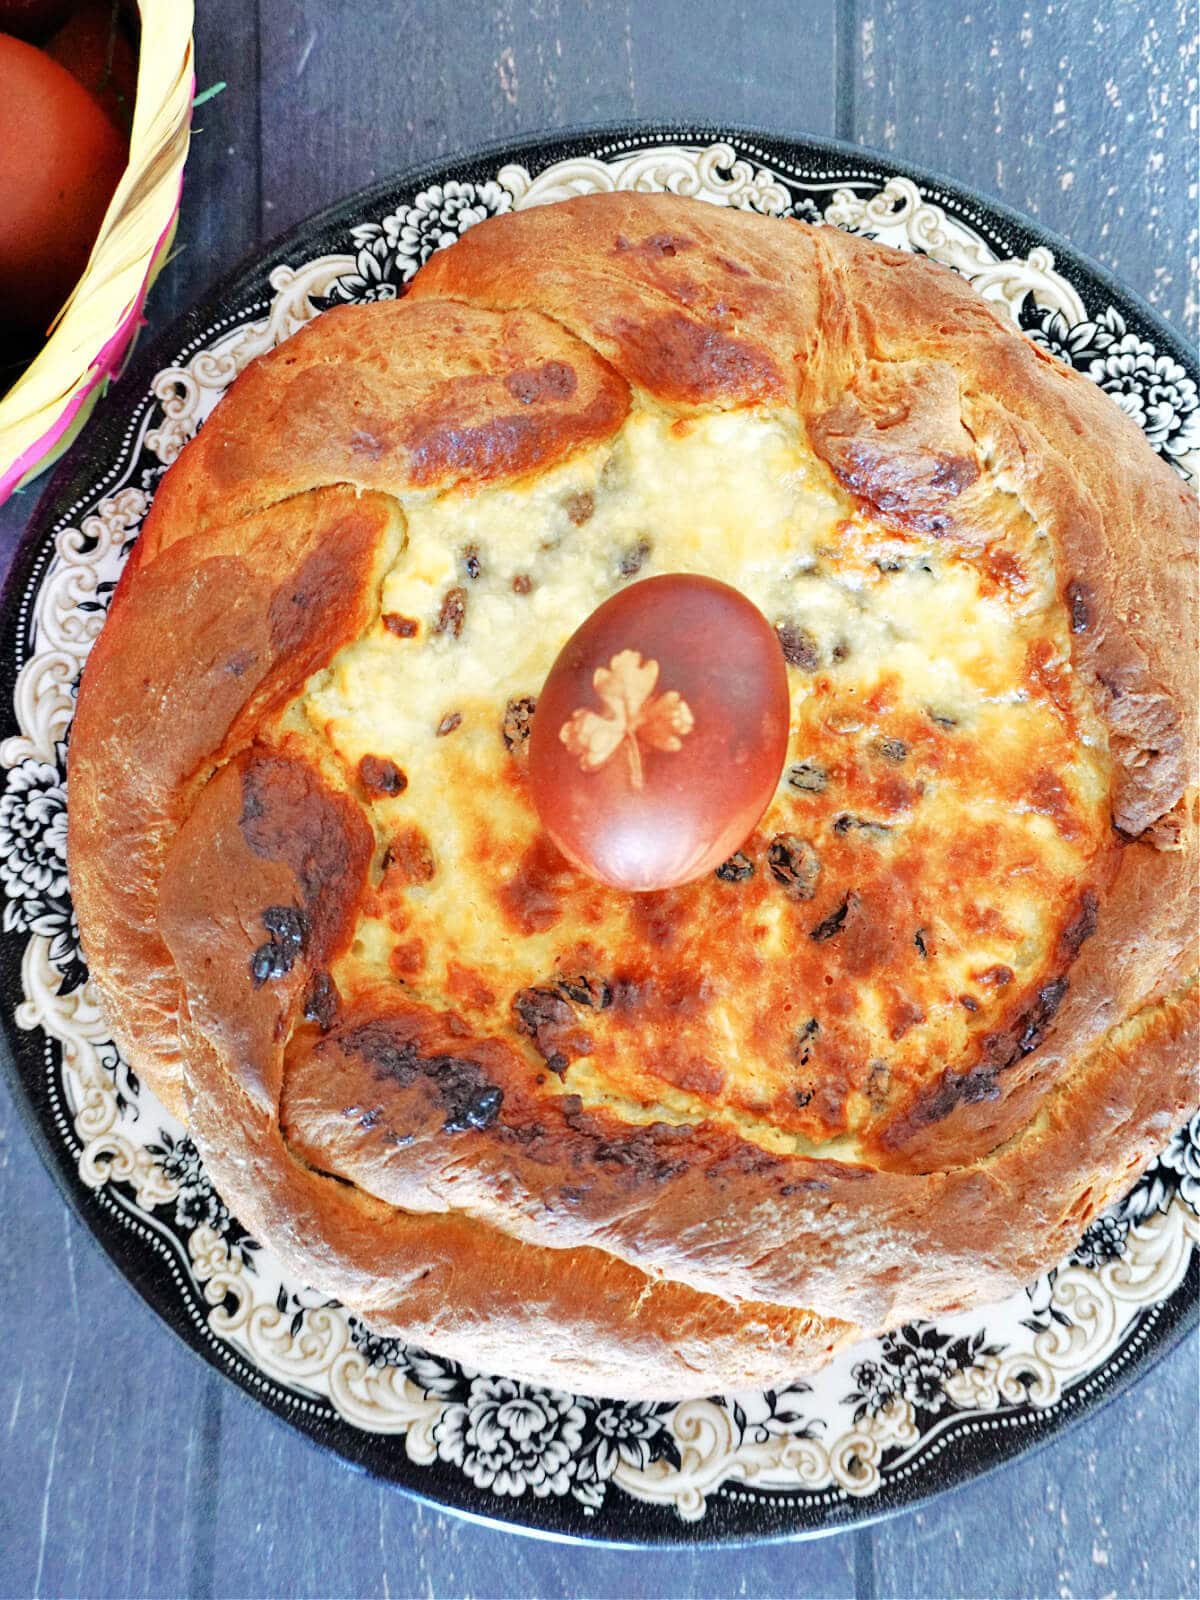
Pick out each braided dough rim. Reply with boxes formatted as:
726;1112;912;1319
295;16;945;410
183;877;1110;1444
69;195;1199;1398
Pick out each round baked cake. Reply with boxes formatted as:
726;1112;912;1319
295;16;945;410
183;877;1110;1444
69;193;1199;1399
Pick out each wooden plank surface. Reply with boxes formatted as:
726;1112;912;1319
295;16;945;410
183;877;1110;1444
850;0;1198;337
206;1373;860;1599
256;0;839;237
868;1335;1200;1600
1;1;1197;1595
0;1132;216;1599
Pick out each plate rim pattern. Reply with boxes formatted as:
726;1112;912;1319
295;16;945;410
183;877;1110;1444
0;119;1195;1547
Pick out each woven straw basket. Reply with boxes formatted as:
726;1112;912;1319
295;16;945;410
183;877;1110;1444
0;0;195;504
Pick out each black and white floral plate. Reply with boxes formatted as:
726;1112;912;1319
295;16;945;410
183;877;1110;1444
1;125;1196;1545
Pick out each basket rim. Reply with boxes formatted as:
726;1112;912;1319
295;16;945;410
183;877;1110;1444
0;0;195;500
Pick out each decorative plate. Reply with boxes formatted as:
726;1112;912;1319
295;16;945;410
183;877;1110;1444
1;124;1196;1546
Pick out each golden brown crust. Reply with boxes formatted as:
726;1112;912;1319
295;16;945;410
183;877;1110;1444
69;193;1199;1397
69;486;401;1116
809;227;1197;840
407;196;820;409
142;299;631;542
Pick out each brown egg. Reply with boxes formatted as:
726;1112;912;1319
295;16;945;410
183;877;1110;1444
530;574;790;891
0;32;127;337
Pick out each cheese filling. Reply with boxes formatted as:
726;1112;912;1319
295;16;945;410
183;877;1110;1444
285;405;1112;1149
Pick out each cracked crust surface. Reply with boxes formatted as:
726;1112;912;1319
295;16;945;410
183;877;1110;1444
69;194;1198;1399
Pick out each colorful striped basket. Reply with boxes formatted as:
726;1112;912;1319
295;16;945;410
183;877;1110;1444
0;0;194;504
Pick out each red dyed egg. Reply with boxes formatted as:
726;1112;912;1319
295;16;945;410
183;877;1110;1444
0;32;126;336
529;574;790;891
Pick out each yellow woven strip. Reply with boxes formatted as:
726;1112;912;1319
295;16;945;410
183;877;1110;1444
0;0;195;485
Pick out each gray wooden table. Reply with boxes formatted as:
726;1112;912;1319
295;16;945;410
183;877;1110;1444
1;3;1197;1596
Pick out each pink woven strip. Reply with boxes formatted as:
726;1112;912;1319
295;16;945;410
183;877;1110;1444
0;164;188;505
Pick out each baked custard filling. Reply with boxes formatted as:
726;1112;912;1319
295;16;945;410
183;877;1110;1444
272;404;1112;1161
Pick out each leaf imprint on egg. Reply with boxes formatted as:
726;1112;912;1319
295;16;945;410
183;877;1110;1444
559;649;694;790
